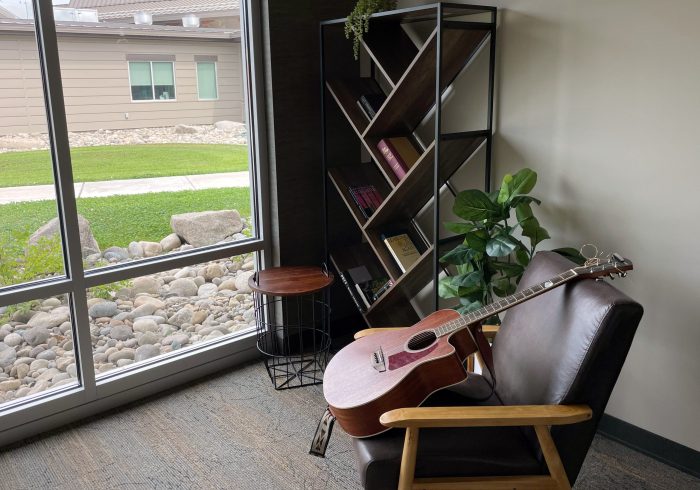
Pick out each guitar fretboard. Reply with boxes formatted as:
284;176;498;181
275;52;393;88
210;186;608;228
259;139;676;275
435;269;578;338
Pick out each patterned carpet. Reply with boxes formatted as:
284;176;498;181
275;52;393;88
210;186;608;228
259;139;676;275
0;360;698;489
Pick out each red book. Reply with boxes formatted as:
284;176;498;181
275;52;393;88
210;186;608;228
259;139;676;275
377;139;408;180
377;137;420;181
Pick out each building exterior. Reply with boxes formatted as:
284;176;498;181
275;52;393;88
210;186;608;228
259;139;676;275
0;0;242;135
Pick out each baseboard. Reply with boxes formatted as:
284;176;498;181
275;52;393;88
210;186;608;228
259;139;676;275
598;414;700;478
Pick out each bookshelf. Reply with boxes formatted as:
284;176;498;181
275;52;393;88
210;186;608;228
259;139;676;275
321;3;497;327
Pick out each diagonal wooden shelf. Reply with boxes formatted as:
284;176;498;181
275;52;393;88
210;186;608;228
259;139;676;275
364;131;489;231
362;22;418;88
328;162;392;229
326;78;384;137
363;25;491;138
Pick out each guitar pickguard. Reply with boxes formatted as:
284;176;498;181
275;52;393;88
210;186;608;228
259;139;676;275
387;343;439;370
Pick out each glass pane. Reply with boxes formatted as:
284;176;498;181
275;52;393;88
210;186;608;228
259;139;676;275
0;3;66;289
87;253;256;376
128;61;152;86
53;11;255;267
197;62;218;100
0;294;79;406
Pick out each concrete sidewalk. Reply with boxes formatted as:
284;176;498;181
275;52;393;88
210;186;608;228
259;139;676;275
0;171;250;205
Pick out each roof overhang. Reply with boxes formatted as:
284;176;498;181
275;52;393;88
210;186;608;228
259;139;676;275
0;18;240;40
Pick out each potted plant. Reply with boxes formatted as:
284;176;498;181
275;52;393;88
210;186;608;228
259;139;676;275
438;168;583;322
345;0;397;60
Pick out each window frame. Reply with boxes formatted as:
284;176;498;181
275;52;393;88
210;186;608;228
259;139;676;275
127;60;178;103
0;0;270;441
196;60;219;101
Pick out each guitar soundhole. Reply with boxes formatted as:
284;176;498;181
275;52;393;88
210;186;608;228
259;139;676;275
406;331;437;351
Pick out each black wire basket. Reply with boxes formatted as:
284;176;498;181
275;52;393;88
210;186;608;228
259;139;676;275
250;266;333;390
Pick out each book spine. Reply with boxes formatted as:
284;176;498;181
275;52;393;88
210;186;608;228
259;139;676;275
357;185;380;212
354;283;371;309
378;139;408;180
348;186;372;218
359;96;377;119
371;280;393;303
338;271;366;314
364;185;383;208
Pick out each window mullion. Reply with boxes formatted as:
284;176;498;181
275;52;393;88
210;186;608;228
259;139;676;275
150;61;156;101
32;0;97;400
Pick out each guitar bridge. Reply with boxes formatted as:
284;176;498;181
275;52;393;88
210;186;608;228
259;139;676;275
371;347;386;372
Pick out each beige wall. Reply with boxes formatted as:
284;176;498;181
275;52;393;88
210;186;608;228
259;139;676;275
0;32;243;134
399;0;700;451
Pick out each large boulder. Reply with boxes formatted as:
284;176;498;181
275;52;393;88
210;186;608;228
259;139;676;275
170;210;243;248
214;120;240;131
29;214;99;258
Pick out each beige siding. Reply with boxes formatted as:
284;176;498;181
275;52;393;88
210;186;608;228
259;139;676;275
0;32;243;134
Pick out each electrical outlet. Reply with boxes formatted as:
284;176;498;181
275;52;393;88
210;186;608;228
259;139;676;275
125;113;129;120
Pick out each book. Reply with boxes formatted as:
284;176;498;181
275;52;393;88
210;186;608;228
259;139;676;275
337;270;367;313
377;137;421;181
381;231;421;273
357;93;386;119
371;279;393;303
348;265;391;309
348;185;384;218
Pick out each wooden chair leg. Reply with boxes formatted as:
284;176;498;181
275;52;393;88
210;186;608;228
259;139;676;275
534;425;571;490
398;427;420;490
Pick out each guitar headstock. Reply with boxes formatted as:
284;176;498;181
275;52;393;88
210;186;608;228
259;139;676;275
573;253;633;280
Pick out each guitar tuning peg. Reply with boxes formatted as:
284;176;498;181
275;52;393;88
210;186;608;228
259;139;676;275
621;272;628;277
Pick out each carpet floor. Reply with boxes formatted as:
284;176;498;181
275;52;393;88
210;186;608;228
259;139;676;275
0;361;698;489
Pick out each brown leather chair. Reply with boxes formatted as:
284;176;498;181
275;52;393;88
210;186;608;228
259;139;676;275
351;251;644;489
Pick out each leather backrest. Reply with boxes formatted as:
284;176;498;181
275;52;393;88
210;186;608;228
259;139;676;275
492;251;643;482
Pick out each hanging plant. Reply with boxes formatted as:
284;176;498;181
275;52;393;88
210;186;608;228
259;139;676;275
345;0;397;60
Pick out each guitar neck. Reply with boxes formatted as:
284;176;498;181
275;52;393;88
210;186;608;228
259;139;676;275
435;268;579;338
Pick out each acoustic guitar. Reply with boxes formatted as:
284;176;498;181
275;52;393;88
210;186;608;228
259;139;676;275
323;254;633;437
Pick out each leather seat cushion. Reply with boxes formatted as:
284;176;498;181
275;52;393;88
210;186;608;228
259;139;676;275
352;382;542;490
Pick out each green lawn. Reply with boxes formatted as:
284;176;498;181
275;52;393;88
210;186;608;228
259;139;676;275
0;187;251;248
0;144;249;187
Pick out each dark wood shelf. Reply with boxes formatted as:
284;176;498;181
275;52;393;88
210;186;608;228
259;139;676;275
326;78;384;137
363;26;490;138
321;3;497;327
362;23;418;87
365;131;488;231
328;163;392;229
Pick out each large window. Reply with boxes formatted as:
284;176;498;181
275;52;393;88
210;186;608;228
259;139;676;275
129;61;176;101
0;0;266;440
197;61;219;100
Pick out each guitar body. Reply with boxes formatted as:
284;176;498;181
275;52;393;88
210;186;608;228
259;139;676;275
323;309;478;438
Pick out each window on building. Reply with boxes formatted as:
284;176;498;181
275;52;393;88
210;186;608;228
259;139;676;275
197;61;218;100
128;61;176;101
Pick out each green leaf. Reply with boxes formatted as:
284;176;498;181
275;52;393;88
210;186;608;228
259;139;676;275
509;195;542;208
486;235;517;257
509;168;537;197
456;298;483;315
443;222;474;235
463;231;488;253
523;224;550;247
440;244;473;265
453;189;499;221
451;270;483;291
490;261;525;277
552;247;586;265
515;202;533;224
515;247;531;266
438;277;459;299
492;277;516;297
497;174;513;204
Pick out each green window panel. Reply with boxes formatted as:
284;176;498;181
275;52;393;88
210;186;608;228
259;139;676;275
197;62;218;100
128;61;153;101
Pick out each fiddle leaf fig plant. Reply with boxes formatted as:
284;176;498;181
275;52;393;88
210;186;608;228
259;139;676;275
345;0;397;60
439;168;583;320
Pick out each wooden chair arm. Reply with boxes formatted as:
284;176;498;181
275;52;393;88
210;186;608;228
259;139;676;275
482;324;499;341
380;404;592;429
353;327;405;340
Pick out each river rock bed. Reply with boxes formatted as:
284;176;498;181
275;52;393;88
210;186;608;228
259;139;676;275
0;121;247;153
0;254;256;404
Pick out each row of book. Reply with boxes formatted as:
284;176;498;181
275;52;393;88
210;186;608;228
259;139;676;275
357;92;422;183
337;230;422;315
338;265;393;313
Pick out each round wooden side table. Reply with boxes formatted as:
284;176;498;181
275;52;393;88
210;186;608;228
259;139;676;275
249;265;334;390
